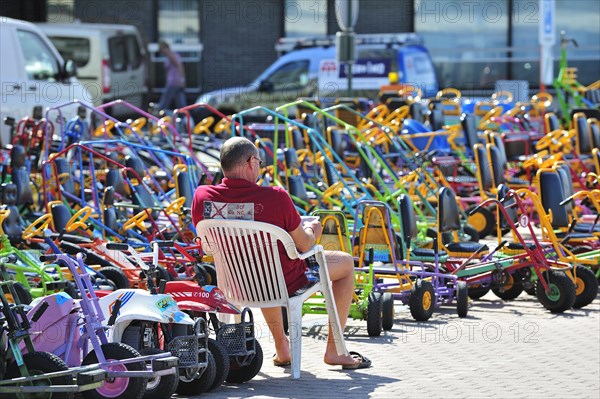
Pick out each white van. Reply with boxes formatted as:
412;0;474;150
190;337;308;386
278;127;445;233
0;17;92;147
196;33;438;115
37;21;147;113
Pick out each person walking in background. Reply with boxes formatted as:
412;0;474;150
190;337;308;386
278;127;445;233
157;40;186;111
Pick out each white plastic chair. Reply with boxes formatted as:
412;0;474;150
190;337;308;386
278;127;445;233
196;219;349;379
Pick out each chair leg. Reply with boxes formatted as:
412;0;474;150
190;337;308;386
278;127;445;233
315;251;349;357
288;301;302;379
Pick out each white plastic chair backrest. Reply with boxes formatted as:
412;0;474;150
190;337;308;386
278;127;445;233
196;219;300;308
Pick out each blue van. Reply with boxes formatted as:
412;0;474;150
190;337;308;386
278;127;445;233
196;33;438;115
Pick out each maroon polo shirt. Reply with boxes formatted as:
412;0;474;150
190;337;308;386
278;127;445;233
192;178;308;295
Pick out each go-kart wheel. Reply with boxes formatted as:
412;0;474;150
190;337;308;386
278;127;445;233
524;286;536;296
467;285;490;300
22;213;53;240
466;205;495;239
456;281;469;318
536;270;576;313
226;339;263;383
97;266;130;290
201;263;217;286
82;343;146;399
2;282;33;305
5;351;72;399
63;282;80;299
140;348;179;399
65;206;93;233
207;338;230;390
155;266;172;284
492;272;524;300
573;265;598;309
381;292;394;331
409;279;435;321
462;224;479;242
176;351;216;395
366;291;383;337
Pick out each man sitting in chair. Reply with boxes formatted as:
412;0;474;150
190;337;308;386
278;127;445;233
191;136;370;370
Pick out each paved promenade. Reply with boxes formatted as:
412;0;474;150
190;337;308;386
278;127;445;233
180;291;600;399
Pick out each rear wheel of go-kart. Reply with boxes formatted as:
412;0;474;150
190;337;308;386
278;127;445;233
524;286;536;296
492;273;524;300
82;342;146;399
2;282;33;305
381;292;395;331
366;291;382;336
207;338;230;390
536;270;577;313
155;266;172;283
409;279;435;321
226;339;263;383
98;266;130;290
140;348;179;399
5;351;73;399
202;263;218;286
176;351;216;395
456;281;469;318
467;206;495;239
573;266;599;309
468;285;490;300
462;225;479;242
63;281;80;299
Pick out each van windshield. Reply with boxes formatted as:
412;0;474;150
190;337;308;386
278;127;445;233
48;36;91;68
17;29;60;81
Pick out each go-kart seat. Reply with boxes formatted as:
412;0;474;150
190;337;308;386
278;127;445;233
398;194;447;261
125;155;160;218
545;113;561;133
474;144;494;192
105;168;129;197
589;120;600;149
49;203;91;243
10;145;34;208
1;184;23;245
410;103;424;124
460;113;483;153
288;175;310;204
438;187;488;256
428;107;445;131
53;157;77;197
102;186;120;234
175;168;193;209
574;113;593;155
539;170;598;240
488;144;529;187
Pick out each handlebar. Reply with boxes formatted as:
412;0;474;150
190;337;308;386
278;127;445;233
106;243;129;251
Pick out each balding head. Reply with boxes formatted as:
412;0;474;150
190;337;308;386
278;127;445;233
219;136;258;173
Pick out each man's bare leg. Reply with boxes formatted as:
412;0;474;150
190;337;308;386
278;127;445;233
261;307;291;364
322;251;362;367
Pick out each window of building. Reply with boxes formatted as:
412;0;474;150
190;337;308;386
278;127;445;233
285;0;327;37
158;0;200;43
414;0;510;91
47;0;74;23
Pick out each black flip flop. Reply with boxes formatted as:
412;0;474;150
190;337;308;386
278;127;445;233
342;351;372;370
273;354;291;367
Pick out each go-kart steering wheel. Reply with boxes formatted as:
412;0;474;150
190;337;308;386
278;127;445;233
93;120;115;137
23;213;53;240
65;206;93;233
123;209;150;232
531;92;553;109
130;117;147;132
522;150;549;169
492;90;514;104
436;87;462;102
478;106;503;130
322;181;344;199
358;105;389;130
193;116;215;135
165;197;186;215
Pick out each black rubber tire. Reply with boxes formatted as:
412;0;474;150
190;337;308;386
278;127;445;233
5;351;73;399
456;281;469;318
468;285;490;300
524;286;536;296
366;291;382;337
63;281;80;299
226;339;263;383
381;292;395;331
467;205;495;239
492;273;524;300
140;348;179;399
207;338;230;390
156;266;172;283
462;225;479;242
573;266;599;309
536;270;577;313
98;266;130;290
201;263;217;286
2;282;33;305
176;351;216;395
81;342;146;399
409;279;435;321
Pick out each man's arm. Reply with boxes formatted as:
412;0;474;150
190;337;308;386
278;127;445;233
289;220;322;253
